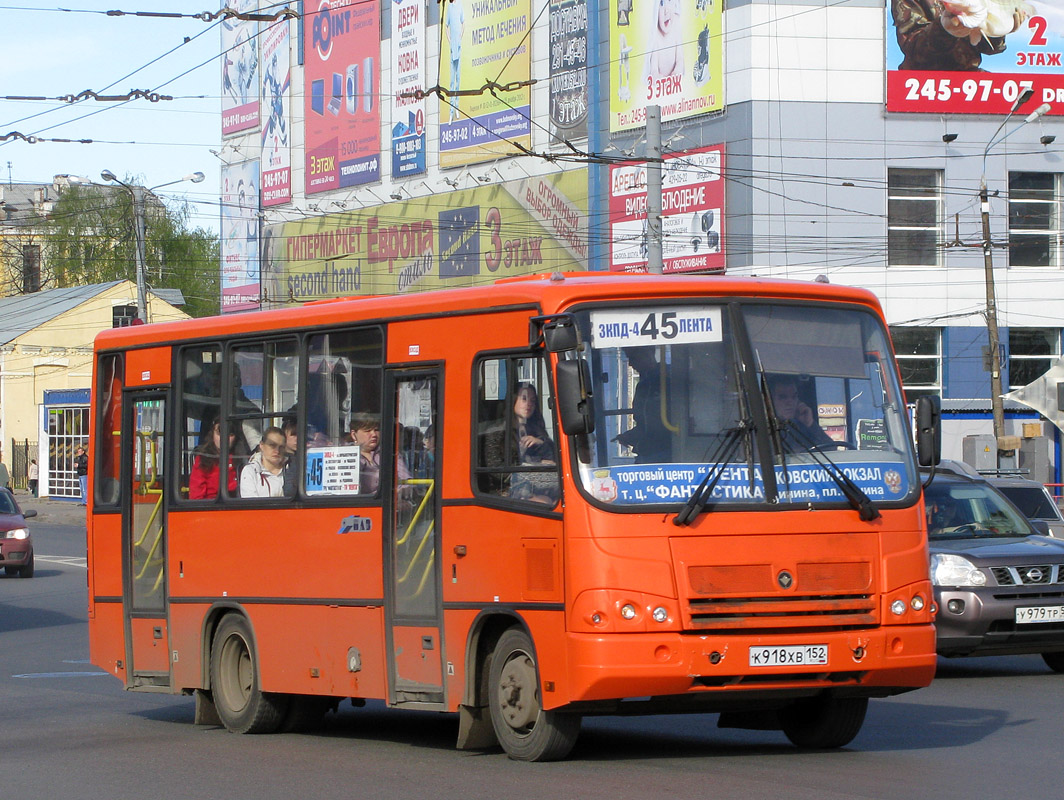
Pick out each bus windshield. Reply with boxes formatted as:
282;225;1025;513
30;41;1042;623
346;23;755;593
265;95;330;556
572;301;917;509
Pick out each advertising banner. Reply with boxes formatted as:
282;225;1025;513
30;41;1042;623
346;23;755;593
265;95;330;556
221;161;262;313
221;0;260;136
261;15;292;206
608;144;724;274
391;0;427;177
887;0;1064;114
261;171;587;303
608;0;722;132
304;0;382;194
439;0;532;167
550;0;589;142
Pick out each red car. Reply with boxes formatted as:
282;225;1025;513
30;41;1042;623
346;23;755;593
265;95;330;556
0;488;37;578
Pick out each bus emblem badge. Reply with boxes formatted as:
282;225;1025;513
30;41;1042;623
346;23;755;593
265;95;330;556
338;516;373;534
777;571;794;589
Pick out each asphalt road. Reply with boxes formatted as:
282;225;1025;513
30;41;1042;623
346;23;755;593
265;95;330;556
3;507;1063;799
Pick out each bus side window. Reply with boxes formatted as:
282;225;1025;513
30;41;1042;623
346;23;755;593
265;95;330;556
474;355;560;506
95;353;124;507
179;346;225;502
305;327;383;497
229;339;300;499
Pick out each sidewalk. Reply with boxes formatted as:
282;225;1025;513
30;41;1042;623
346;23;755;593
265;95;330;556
12;490;89;526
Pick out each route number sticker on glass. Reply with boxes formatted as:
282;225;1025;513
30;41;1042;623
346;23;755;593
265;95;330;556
590;307;723;348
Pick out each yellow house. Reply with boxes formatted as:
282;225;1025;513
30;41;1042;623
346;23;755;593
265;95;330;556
0;280;189;499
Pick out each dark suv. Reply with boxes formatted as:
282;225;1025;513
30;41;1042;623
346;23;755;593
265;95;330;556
924;467;1064;671
986;475;1064;538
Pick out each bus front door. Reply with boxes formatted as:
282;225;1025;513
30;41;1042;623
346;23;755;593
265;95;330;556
122;392;171;689
384;371;444;706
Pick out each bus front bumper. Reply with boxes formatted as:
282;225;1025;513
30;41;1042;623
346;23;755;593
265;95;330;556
564;625;936;705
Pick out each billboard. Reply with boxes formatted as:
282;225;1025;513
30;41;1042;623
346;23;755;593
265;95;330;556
608;0;723;132
261;171;587;302
221;161;262;313
304;0;382;194
609;144;724;274
887;0;1064;114
438;0;532;167
261;15;292;206
550;0;589;142
221;0;260;136
391;0;427;177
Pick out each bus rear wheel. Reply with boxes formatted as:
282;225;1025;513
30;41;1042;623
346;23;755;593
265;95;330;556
210;614;288;734
1042;651;1064;673
487;627;580;761
779;696;867;749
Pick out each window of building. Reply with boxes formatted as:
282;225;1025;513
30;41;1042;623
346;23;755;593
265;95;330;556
1009;172;1059;268
890;326;941;401
21;244;40;294
474;354;560;507
1009;327;1060;390
48;406;89;499
112;305;138;327
888;168;942;267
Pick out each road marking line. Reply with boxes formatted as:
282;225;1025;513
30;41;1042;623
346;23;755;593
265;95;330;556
36;555;87;568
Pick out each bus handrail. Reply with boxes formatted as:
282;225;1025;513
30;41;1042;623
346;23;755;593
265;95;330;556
396;478;434;546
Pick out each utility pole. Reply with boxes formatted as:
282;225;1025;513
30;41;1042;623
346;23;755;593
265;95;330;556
645;105;663;274
979;177;1005;446
131;185;149;323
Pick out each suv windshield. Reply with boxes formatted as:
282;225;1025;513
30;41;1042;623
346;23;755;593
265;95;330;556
925;479;1034;539
569;301;917;509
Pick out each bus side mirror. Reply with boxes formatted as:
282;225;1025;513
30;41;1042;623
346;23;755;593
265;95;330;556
556;359;595;435
531;314;579;352
916;395;941;467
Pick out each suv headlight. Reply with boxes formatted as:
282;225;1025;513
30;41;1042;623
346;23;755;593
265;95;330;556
931;553;986;587
4;528;29;540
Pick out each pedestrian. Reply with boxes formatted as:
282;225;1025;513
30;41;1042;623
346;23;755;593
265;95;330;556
0;454;9;491
28;459;38;497
75;445;89;505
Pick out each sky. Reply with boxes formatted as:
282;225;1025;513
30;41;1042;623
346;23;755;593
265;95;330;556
1;1;227;232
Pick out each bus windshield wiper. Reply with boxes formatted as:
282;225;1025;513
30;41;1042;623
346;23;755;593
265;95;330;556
779;424;881;522
673;422;751;526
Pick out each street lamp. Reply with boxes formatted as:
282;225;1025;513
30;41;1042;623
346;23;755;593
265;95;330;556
979;90;1051;461
100;170;205;323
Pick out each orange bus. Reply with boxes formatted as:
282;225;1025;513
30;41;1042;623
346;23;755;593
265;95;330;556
87;272;938;761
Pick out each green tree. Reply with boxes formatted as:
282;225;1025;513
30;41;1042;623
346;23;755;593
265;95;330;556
42;181;220;318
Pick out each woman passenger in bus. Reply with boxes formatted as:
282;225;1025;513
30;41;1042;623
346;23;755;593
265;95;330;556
497;382;559;504
239;426;288;498
350;413;384;494
189;419;238;500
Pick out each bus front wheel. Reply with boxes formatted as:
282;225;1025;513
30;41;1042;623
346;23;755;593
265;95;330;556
210;614;288;734
487;627;580;761
779;696;868;749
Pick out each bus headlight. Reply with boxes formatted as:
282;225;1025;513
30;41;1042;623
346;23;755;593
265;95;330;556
620;604;637;620
652;606;668;623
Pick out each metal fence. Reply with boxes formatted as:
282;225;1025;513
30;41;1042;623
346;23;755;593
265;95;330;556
9;438;37;490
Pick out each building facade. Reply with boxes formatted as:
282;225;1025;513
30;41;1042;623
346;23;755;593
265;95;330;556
218;0;1064;477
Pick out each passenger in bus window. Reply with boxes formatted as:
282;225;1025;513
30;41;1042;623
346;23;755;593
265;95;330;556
239;426;287;498
189;419;237;500
615;347;671;464
481;382;558;504
767;374;834;448
350;413;383;494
